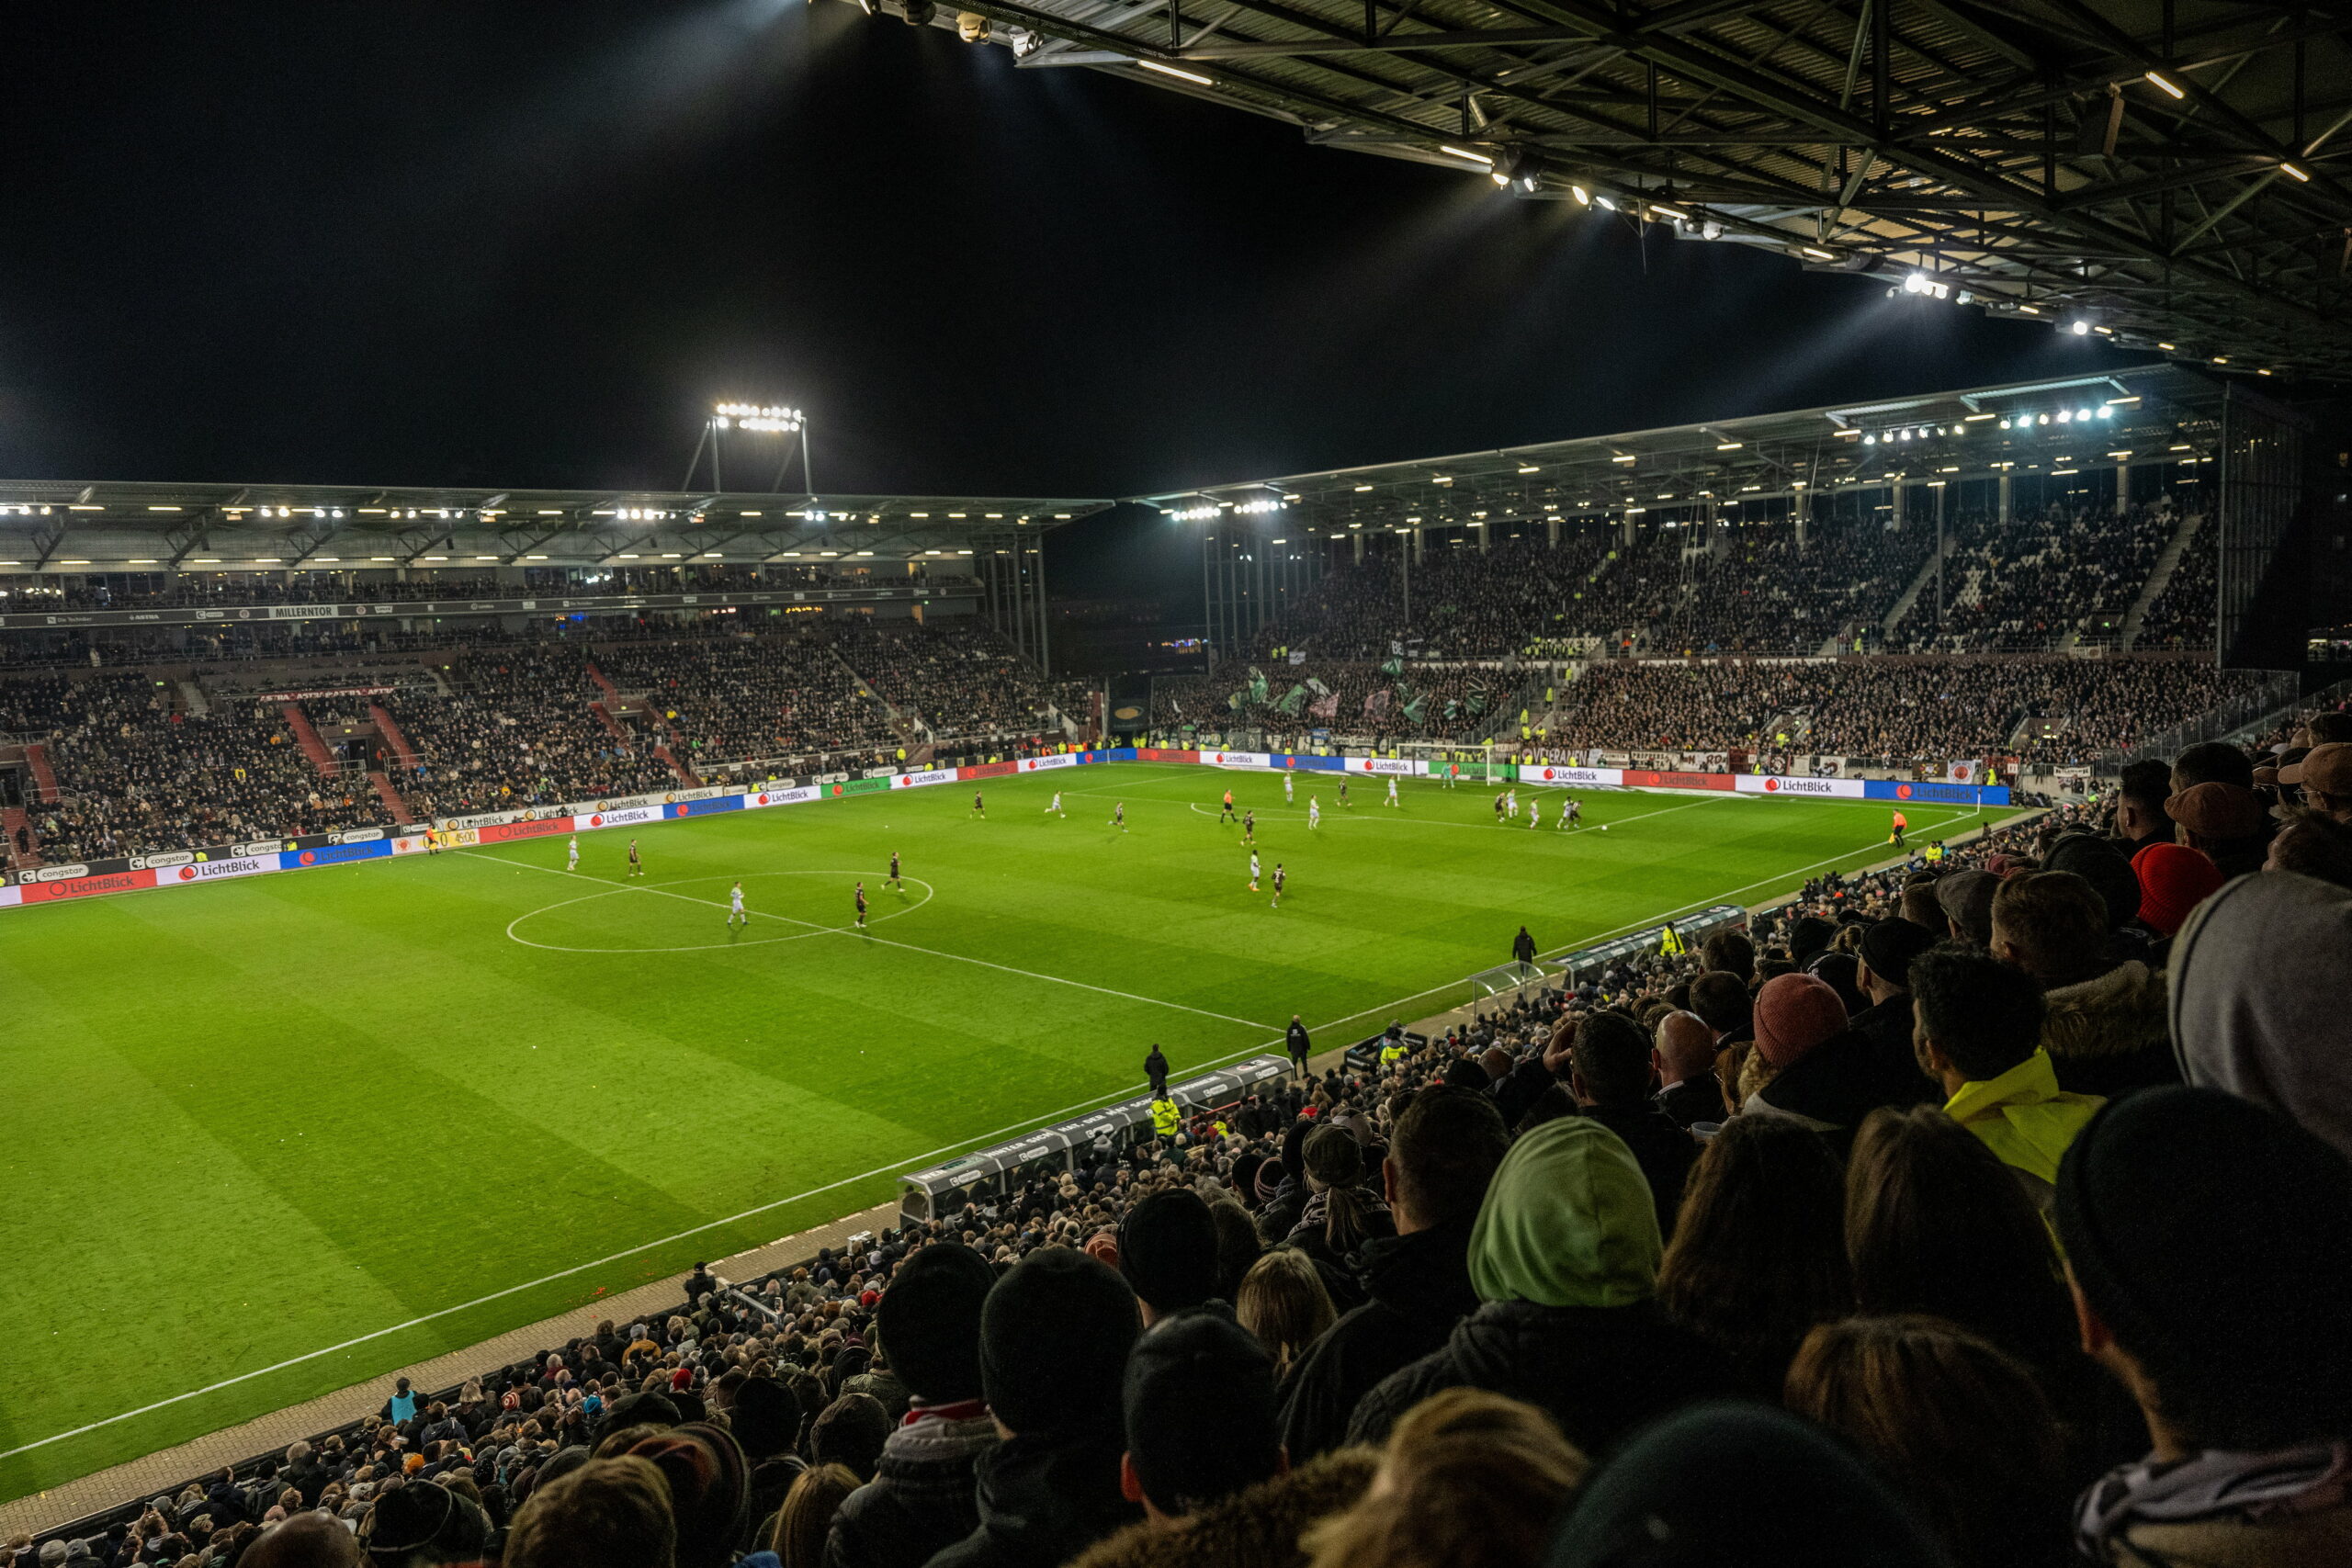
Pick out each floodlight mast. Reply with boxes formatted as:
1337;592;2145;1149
684;403;811;495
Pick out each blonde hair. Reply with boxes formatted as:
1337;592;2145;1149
1235;1249;1337;1378
1304;1390;1585;1568
765;1462;860;1568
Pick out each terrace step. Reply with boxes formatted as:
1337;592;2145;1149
367;771;415;826
25;740;59;804
280;703;338;777
2;805;41;869
2121;510;2204;650
369;702;421;773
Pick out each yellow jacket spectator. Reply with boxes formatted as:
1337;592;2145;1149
1910;943;2102;1212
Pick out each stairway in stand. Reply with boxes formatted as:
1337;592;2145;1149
367;772;415;825
25;740;61;805
369;702;421;773
2;805;41;869
281;703;338;776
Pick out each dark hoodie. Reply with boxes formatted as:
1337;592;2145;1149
1341;1119;1734;1457
1275;1219;1479;1461
923;1425;1140;1568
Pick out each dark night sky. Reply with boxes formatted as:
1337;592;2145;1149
4;0;2149;583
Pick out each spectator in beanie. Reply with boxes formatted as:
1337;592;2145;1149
1300;1390;1581;1568
1849;918;1939;1083
2169;871;2352;1162
360;1479;493;1567
2042;832;2156;965
1549;1403;1948;1568
1656;1116;1852;1398
1287;1126;1394;1272
1786;1315;2074;1568
1991;871;2173;1098
825;1242;1001;1568
1117;1314;1285;1522
1070;1335;1372;1568
810;1394;891;1483
929;1248;1143;1568
1344;1117;1732;1455
1278;1088;1508;1461
503;1455;677;1568
1737;971;1900;1142
1911;942;2103;1212
1120;1190;1224;1326
2129;842;2222;940
2059;1089;2352;1565
1650;1012;1722;1131
1566;1011;1696;1239
728;1377;806;1542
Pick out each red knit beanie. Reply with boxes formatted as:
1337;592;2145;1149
2133;842;2225;936
1752;973;1849;1068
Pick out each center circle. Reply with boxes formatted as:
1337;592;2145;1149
506;871;934;955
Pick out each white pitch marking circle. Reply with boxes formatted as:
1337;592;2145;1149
506;871;936;954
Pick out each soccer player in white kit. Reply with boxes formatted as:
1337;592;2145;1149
1283;773;1294;804
1507;788;1519;818
1248;851;1261;892
1111;802;1126;831
1528;798;1543;829
1307;795;1321;829
1564;797;1582;829
1046;791;1064;816
567;833;579;872
728;880;747;928
1385;776;1398;807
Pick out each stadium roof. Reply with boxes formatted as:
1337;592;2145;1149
1136;360;2228;525
0;483;1112;572
888;0;2352;379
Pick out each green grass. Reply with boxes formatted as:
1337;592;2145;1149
0;762;2014;1500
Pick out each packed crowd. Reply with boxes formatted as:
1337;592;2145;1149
22;711;2352;1568
1;621;1076;859
2130;516;2218;653
1537;655;2262;767
20;674;387;862
1148;662;1527;746
1247;504;2193;666
596;638;899;769
1892;505;2178;654
826;623;1059;743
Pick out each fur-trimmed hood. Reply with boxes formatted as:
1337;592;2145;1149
2041;961;2168;1062
1062;1450;1375;1568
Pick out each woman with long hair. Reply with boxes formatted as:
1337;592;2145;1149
763;1462;860;1568
1236;1247;1338;1380
1655;1115;1852;1395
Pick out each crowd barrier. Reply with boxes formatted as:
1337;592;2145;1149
0;746;2007;908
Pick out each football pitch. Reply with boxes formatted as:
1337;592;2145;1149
0;761;2015;1498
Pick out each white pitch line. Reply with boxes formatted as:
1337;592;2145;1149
5;799;2009;1463
1178;795;1716;835
466;852;1272;1032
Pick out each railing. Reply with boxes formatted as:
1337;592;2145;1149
2098;668;2304;767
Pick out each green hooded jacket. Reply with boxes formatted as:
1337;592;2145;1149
1468;1116;1662;1308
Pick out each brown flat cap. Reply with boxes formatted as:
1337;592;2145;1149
2165;780;2267;840
2281;742;2352;796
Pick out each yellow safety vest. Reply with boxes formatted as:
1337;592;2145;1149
1150;1099;1181;1137
1379;1041;1407;1066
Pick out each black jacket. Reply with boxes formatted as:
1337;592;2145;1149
1654;1077;1722;1130
1579;1103;1697;1241
827;1427;996;1568
923;1426;1140;1568
1344;1298;1736;1459
1276;1220;1480;1461
1285;1021;1310;1059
